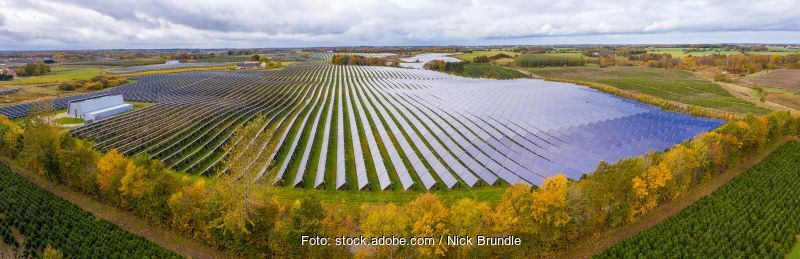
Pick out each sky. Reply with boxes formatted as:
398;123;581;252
1;0;799;50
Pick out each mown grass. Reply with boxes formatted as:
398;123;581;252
53;117;84;124
462;63;528;79
790;237;800;259
0;66;108;85
523;66;770;115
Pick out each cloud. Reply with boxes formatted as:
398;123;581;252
0;0;798;50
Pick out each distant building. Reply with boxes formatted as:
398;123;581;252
237;61;264;69
165;60;181;65
67;95;132;123
3;69;16;78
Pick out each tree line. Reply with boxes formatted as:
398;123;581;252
331;55;398;67
0;106;798;257
423;60;465;73
472;53;512;63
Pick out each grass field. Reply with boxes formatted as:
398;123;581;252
113;65;236;77
452;50;519;61
599;141;800;258
790;237;800;259
54;117;84;124
523;66;771;114
0;66;109;86
67;58;165;67
462;63;527;79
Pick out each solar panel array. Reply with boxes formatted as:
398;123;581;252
0;55;723;190
0;88;20;96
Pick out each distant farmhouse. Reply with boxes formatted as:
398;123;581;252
67;95;132;123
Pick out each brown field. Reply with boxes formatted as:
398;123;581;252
765;92;800;111
739;69;800;92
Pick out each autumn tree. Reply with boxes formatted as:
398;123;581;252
19;107;61;180
531;174;573;245
449;198;491;256
360;203;409;257
96;149;129;196
56;135;97;192
406;193;450;256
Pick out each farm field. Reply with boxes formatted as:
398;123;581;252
523;66;771;114
0;66;108;86
452;50;519;61
108;62;235;74
739;69;800;92
599;141;800;258
648;47;740;58
462;63;527;79
0;53;723;192
0;164;177;258
66;58;166;67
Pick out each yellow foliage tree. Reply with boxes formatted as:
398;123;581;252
630;163;672;219
531;174;571;228
360;203;408;257
491;184;533;234
167;179;210;234
119;162;157;199
449;198;491;256
405;193;449;257
96;149;129;193
660;145;702;200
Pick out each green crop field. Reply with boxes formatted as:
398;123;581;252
463;63;527;79
599;141;800;258
524;66;770;114
0;66;108;85
453;50;519;61
0;164;177;258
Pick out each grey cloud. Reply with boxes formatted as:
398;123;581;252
0;0;798;50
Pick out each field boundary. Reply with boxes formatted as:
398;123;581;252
0;157;235;259
551;136;800;259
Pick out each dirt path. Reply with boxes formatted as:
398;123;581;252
695;72;800;113
0;157;235;259
551;137;800;259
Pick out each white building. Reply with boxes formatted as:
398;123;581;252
67;95;133;123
